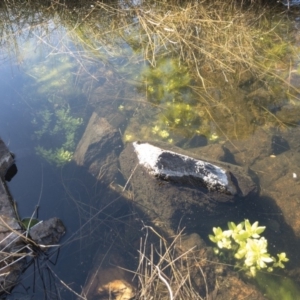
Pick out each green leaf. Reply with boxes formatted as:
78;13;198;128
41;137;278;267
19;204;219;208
21;218;40;229
209;234;217;243
278;252;289;262
228;221;237;231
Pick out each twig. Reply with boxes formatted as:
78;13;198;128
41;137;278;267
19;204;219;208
155;265;173;300
123;163;138;192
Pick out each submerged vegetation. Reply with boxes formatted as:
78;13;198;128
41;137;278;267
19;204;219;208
2;0;299;149
23;46;84;166
33;106;83;166
64;0;300;143
1;0;300;298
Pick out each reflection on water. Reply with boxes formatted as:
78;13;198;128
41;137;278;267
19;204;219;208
0;0;300;299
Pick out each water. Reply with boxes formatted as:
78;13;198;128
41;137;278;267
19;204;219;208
0;1;300;299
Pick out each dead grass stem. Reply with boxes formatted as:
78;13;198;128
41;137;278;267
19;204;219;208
135;226;207;299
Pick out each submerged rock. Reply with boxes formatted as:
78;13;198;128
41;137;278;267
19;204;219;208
0;139;66;297
119;141;257;232
175;134;208;149
74;112;123;183
0;139;17;182
80;251;136;300
133;142;252;197
0;139;25;296
271;135;290;155
29;217;66;246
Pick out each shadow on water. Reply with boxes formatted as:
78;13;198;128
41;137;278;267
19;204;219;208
5;161;146;299
171;167;300;264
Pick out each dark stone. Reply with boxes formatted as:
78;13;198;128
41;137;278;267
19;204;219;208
176;134;208;149
238;73;255;91
119;142;257;232
5;163;17;182
271;135;290;155
29;217;66;246
0;139;26;296
221;146;238;165
74;112;123;183
0;140;16;181
0;139;66;297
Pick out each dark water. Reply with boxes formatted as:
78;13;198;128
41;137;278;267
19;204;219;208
1;1;300;299
0;7;127;300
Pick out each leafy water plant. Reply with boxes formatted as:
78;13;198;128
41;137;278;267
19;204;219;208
141;58;191;104
122;57;203;143
33;106;83;167
209;220;289;277
35;146;73;167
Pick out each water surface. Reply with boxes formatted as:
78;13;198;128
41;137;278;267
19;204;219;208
1;1;300;299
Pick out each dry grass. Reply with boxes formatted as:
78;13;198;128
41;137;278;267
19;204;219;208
133;1;260;70
88;0;293;89
0;0;295;91
135;226;215;300
1;0;295;95
61;0;299;140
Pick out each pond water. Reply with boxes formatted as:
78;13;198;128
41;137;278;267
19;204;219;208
1;1;300;299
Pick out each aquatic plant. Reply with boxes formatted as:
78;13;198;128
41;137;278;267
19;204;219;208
33;106;83;167
51;107;83;149
35;146;73;167
141;58;191;105
21;217;40;230
121;58;204;144
23;47;84;167
33;109;53;139
209;220;289;277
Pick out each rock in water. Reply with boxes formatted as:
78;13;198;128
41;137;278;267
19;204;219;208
0;139;24;296
74;112;123;183
29;217;66;246
271;135;290;156
119;142;257;232
133;142;240;196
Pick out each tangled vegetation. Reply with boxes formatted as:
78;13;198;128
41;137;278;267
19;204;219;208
1;0;299;152
66;0;299;143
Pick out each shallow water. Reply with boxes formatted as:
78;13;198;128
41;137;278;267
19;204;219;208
1;1;300;299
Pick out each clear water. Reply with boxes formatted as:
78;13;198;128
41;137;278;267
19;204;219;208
1;1;300;299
